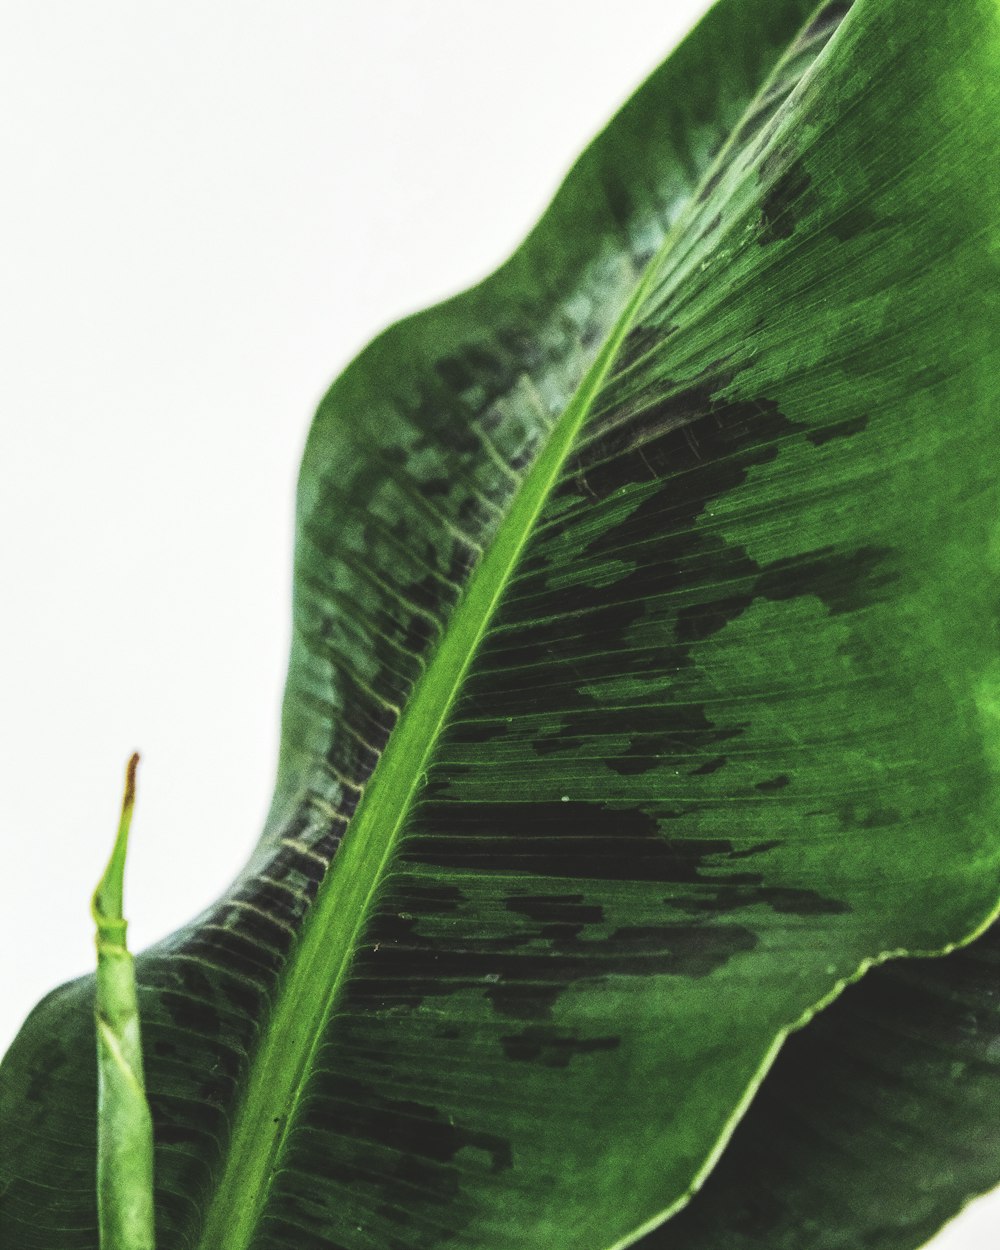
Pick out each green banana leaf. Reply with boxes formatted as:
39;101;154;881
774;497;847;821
2;0;999;1247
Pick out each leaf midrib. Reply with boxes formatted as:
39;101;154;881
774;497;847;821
192;14;848;1245
193;257;661;1250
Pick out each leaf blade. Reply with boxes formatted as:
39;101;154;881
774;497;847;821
3;1;999;1248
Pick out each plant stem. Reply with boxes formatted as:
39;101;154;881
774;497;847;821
92;753;155;1250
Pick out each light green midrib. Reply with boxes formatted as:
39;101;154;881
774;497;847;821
193;259;662;1250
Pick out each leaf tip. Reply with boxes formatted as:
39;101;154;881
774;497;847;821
123;751;140;814
93;753;142;927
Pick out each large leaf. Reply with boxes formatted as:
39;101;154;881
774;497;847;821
2;0;999;1247
638;917;1000;1250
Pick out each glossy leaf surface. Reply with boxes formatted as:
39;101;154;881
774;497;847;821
2;1;999;1248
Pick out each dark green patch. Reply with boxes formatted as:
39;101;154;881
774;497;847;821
825;203;880;243
691;755;728;776
406;801;726;882
759;158;815;244
806;412;870;444
755;774;790;792
754;546;898;615
667;885;850;918
500;1027;621;1067
351;852;762;1020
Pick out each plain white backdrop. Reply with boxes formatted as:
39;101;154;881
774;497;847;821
1;3;996;1245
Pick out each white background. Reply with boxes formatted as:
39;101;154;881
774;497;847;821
1;3;996;1245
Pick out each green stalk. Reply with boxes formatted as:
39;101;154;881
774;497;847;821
91;753;155;1250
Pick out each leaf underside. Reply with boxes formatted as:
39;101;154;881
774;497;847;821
2;1;999;1249
638;916;1000;1250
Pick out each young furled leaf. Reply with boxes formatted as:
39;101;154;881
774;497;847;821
91;755;155;1250
1;1;998;1248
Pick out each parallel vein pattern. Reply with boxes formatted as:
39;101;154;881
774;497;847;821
259;2;1000;1247
2;1;999;1249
